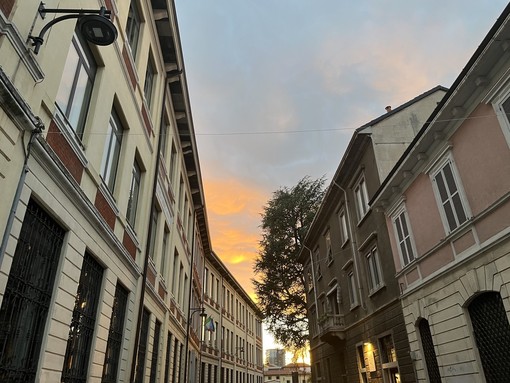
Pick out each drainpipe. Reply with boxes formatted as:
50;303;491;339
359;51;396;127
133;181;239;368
129;101;164;383
332;180;366;311
0;128;43;265
303;245;320;322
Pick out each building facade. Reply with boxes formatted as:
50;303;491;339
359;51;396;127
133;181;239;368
0;1;262;383
264;363;311;383
265;349;286;367
299;87;446;383
372;5;510;383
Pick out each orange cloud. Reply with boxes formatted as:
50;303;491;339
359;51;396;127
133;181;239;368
203;177;269;296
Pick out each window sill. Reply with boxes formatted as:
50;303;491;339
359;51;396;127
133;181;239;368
341;239;350;249
357;209;372;227
368;284;385;297
327;258;334;267
350;303;360;311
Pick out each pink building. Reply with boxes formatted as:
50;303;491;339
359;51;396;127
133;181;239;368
373;4;510;383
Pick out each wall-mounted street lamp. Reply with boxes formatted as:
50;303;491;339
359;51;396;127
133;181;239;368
183;307;207;383
29;2;118;54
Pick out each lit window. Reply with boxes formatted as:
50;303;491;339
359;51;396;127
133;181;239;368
354;174;370;221
379;334;400;383
56;34;96;139
356;345;368;383
100;109;123;193
431;157;468;233
126;160;142;227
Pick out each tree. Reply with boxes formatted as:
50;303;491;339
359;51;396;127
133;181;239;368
253;176;326;350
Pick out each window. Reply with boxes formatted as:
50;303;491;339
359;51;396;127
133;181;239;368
160;227;169;276
314;249;322;280
379;334;400;383
147;208;158;260
127;160;142;226
164;332;173;383
326;286;340;315
393;207;416;266
144;58;155;108
338;208;349;246
62;253;104;382
126;1;141;59
101;109;123;192
307;268;314;291
56;34;96;139
0;199;65;383
366;247;383;292
418;319;441;383
431;157;468;233
354;174;370;221
347;271;358;308
102;283;129;383
135;309;150;383
356;345;368;383
325;229;333;264
149;320;161;383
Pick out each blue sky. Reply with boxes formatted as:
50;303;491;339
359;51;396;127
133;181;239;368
174;0;509;352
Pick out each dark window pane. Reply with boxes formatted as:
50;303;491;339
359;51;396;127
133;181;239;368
135;309;151;383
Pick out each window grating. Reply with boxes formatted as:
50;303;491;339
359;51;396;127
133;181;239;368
135;309;150;383
62;252;104;383
0;199;65;383
149;320;161;383
102;283;129;383
469;292;510;382
418;319;441;383
164;332;172;383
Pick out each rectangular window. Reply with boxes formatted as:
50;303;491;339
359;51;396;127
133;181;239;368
0;199;65;383
144;58;155;108
126;1;141;59
149;320;161;383
432;159;468;232
164;332;172;383
135;309;150;383
354;175;370;221
147;209;158;260
356;345;368;383
338;209;349;245
62;253;104;382
127;160;142;227
325;229;333;264
160;227;169;276
101;109;123;192
366;247;383;292
56;34;96;139
314;249;322;280
348;271;358;308
393;208;415;266
379;334;400;382
102;283;129;383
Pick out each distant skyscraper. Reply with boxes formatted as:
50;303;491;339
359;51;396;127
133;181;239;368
265;348;286;367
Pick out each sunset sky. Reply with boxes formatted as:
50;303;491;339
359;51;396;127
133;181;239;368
174;1;508;353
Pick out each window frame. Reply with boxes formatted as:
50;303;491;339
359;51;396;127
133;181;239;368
126;159;142;227
100;109;124;194
324;229;333;265
347;270;358;309
429;153;470;234
353;173;370;222
126;0;141;60
144;55;156;109
391;204;417;268
337;207;349;247
366;247;383;293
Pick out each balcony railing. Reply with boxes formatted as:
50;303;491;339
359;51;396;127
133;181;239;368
318;314;345;344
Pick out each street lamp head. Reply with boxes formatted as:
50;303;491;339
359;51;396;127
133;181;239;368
78;14;118;46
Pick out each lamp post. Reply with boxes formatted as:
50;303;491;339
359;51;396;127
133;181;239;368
29;1;117;54
184;307;207;383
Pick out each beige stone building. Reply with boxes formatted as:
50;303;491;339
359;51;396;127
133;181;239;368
0;1;262;383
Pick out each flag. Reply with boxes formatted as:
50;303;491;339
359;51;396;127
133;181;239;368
205;316;215;332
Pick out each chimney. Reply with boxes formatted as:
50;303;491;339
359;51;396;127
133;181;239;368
385;106;392;113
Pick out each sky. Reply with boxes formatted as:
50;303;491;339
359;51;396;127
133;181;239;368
174;0;509;354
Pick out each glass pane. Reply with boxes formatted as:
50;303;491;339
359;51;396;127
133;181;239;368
452;194;467;225
395;216;404;242
68;66;93;137
443;163;457;195
56;46;80;116
435;172;449;203
443;201;457;231
400;242;408;265
405;237;414;262
400;213;409;237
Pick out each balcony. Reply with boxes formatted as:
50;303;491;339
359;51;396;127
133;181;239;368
318;314;345;344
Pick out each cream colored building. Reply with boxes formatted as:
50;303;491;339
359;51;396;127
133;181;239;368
0;1;261;383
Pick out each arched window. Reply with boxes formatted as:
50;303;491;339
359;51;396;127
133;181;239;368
418;318;441;383
468;291;510;381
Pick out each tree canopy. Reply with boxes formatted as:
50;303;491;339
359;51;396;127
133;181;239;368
253;176;326;350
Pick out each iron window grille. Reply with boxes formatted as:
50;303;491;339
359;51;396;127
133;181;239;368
164;332;173;383
418;319;441;383
62;252;104;383
149;320;161;383
0;199;65;383
102;283;129;383
134;309;150;383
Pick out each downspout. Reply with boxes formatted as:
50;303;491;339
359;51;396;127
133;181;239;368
332;180;366;311
129;100;164;383
183;205;203;383
0;128;43;264
302;245;319;323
